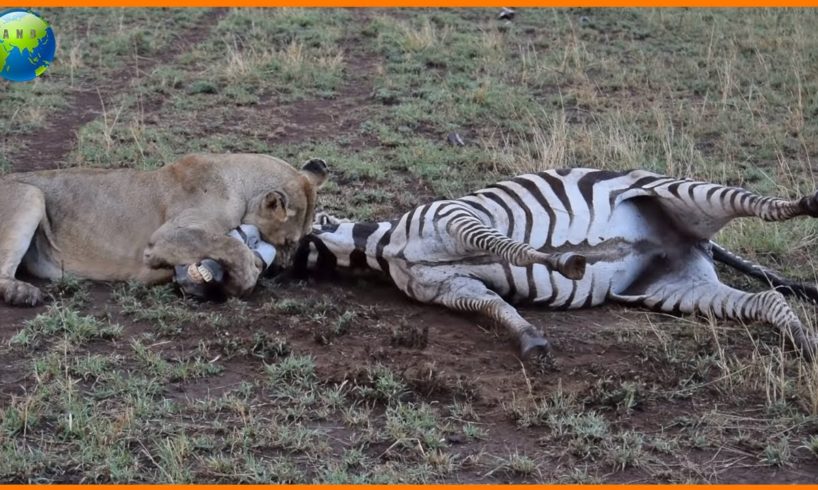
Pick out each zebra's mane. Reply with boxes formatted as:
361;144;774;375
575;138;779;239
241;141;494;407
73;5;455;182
291;221;386;278
291;234;336;278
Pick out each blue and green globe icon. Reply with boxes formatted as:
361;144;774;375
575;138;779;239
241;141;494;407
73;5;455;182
0;9;56;82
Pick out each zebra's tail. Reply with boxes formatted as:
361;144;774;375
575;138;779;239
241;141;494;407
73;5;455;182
710;241;818;302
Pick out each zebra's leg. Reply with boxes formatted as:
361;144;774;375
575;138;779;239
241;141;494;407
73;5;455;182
314;211;351;227
445;210;586;280
434;275;550;359
646;178;818;238
612;271;817;359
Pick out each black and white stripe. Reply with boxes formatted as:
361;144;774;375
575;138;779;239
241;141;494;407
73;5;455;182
297;168;818;359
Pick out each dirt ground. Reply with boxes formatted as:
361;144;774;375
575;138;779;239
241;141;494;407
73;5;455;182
2;8;818;483
3;275;818;482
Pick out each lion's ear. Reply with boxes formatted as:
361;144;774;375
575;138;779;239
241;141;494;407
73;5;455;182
261;190;295;222
301;158;328;188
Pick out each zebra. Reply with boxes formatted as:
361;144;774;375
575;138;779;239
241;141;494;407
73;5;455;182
293;168;818;360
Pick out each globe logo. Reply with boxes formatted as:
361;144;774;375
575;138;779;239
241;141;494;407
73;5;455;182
0;9;56;82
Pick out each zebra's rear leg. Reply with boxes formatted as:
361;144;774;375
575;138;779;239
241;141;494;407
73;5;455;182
646;179;818;239
445;210;586;279
516;250;586;280
612;273;817;360
436;276;550;359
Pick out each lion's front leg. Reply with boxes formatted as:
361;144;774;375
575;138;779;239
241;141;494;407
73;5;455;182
0;181;48;306
144;225;262;298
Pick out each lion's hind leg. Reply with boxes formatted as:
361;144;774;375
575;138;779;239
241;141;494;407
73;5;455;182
0;182;47;306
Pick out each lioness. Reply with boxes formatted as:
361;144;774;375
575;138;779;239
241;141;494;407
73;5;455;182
0;153;327;306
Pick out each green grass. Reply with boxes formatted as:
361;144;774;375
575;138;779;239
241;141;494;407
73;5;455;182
0;9;211;168
3;7;818;484
10;303;122;348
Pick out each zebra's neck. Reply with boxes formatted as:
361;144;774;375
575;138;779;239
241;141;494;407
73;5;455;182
311;221;394;272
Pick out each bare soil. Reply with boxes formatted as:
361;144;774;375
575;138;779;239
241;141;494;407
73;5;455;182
8;9;228;173
3;274;818;483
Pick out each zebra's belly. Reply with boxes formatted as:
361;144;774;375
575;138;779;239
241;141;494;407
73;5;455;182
390;192;682;309
479;197;673;307
449;248;658;308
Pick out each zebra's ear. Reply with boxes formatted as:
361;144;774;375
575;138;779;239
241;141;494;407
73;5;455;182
301;158;328;188
314;211;349;227
261;190;295;222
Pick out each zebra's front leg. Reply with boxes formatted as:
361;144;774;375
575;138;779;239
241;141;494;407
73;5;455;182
613;279;817;359
445;210;586;280
435;276;550;359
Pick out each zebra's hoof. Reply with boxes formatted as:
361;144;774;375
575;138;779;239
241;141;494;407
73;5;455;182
799;336;818;362
800;192;818;217
174;258;226;300
199;259;225;283
559;253;586;280
519;329;550;359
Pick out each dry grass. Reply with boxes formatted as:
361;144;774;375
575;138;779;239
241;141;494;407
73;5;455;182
398;17;451;52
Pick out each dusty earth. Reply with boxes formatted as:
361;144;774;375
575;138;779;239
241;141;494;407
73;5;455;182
3;274;818;482
2;8;818;483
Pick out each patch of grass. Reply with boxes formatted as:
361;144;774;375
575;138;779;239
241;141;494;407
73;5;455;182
462;422;488;441
604;431;646;470
488;450;540;479
505;382;577;428
72;114;180;170
557;465;602;484
47;273;91;307
265;354;316;386
0;79;71;139
390;319;429;349
1;9;211;163
267;297;312;315
173;9;353;102
153;434;194;483
761;438;792;467
314;309;359;344
354;363;409;403
0;152;11;174
70;353;120;380
585;378;643;413
10;303;122;348
114;282;224;336
384;401;447;454
804;436;818;460
251;331;292;361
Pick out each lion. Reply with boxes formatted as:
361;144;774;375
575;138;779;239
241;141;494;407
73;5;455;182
0;153;328;306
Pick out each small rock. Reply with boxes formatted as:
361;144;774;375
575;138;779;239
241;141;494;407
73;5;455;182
447;433;465;444
498;7;516;20
187;80;218;95
447;132;466;147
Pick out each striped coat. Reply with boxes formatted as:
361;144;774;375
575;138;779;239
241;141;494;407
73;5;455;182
296;168;818;359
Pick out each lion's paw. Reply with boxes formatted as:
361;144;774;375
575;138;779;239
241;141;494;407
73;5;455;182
0;279;43;307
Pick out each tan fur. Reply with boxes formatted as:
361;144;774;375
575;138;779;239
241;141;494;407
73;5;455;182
0;153;327;306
